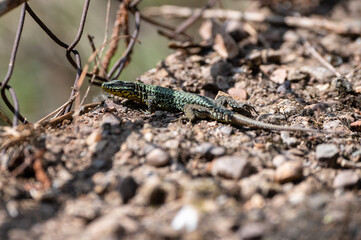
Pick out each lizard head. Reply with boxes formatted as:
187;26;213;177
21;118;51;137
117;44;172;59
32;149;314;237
101;80;136;98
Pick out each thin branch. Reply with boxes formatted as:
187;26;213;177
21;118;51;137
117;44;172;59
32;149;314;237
102;2;128;74
87;35;107;75
303;39;341;78
0;3;27;126
64;0;91;113
339;159;361;169
156;0;218;41
170;0;217;39
99;0;112;77
36;93;78;125
0;106;12;125
108;4;141;79
140;13;192;40
143;6;361;35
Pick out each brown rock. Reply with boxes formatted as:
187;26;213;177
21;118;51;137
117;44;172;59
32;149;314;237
333;170;359;188
118;176;138;204
238;222;265;240
212;155;255;180
228;87;247;101
270;68;288;84
275;161;303;184
316;144;339;167
146;148;170;167
86;130;102;145
350;120;361;132
81;209;138;239
213;33;238;59
199;19;238;59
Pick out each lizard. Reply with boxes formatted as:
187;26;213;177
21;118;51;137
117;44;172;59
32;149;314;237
101;79;334;133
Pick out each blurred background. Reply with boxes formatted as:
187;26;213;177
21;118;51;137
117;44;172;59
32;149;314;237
0;0;249;123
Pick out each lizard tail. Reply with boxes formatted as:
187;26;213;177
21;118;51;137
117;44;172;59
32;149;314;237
230;113;329;133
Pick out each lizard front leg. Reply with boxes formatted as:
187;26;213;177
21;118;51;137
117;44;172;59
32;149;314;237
181;104;212;123
214;95;257;118
145;93;158;113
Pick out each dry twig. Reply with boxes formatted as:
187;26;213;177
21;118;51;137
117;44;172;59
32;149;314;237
33;154;51;189
144;6;361;35
339;159;361;169
158;0;218;41
303;39;341;78
102;0;130;74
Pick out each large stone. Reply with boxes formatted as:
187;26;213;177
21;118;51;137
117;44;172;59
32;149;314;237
212;155;255;180
146;148;170;167
275;160;303;184
333;170;359;189
316;144;339;167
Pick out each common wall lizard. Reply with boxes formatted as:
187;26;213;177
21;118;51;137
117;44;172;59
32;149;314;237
101;80;332;133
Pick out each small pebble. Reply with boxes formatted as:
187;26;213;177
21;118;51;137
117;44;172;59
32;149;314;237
323;120;343;131
171;205;199;232
192;142;214;155
86;130;102;145
163;139;180;149
213;32;239;59
270;68;287;84
212;155;255;180
272;155;288;167
118;176;138;204
145;148;170;167
355;85;361;93
275;160;303;184
192;142;226;160
142;143;156;155
238;222;265;240
6;201;19;218
101;113;122;126
82;210;138;239
217;125;233;136
210;60;233;78
350;120;361;132
65;199;101;220
333;170;359;189
351;149;361;162
209;146;226;157
316;144;339;167
307;193;330;210
171;162;187;173
228;87;247;101
307;102;330;112
143;132;154;142
281;132;298;147
288;192;305;205
276;81;291;93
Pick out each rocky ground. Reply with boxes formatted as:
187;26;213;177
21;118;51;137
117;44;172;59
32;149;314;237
1;1;361;239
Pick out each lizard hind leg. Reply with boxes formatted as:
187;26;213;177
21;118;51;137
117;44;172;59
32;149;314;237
214;95;257;118
146;93;157;113
180;104;211;124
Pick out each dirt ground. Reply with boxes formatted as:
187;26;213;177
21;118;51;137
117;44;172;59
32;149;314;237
1;1;361;240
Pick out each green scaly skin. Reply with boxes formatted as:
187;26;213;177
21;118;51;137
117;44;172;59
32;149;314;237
101;80;331;133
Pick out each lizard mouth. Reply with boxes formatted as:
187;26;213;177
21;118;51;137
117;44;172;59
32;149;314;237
101;81;115;90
